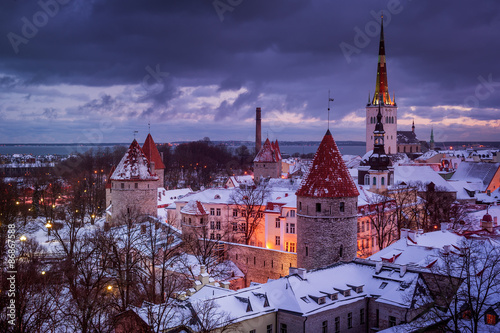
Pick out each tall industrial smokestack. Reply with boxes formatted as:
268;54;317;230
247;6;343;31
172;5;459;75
255;107;262;154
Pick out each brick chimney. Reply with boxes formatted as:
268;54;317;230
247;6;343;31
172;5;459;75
255;107;262;154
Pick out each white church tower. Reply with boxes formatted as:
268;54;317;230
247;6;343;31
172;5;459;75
366;17;397;154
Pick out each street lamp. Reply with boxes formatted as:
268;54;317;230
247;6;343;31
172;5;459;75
45;222;52;240
20;235;27;242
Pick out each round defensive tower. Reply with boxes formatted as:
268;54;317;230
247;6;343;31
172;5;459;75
296;130;359;270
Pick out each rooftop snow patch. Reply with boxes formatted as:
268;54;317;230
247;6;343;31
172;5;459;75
111;140;159;181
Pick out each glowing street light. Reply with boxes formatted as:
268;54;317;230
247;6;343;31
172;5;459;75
107;285;113;291
46;222;52;238
20;235;27;242
41;271;46;275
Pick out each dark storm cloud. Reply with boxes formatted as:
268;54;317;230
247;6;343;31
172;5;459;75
0;0;499;142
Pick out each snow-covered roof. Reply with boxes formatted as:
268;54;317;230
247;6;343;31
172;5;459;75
181;200;208;216
226;175;254;188
415;150;440;161
253;138;281;163
397;131;420;144
158;187;192;207
450;162;500;191
111;140;158;181
296;130;359;198
393;165;456;193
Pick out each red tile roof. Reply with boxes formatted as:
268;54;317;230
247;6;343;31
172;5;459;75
296;130;359;198
254;138;281;163
111;140;159;181
105;166;116;189
142;134;166;170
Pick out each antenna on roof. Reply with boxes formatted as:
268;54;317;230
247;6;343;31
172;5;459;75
133;130;138;140
328;90;334;130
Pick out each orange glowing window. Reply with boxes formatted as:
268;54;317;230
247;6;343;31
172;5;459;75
486;314;496;325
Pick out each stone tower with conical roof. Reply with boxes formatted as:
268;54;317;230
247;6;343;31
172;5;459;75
253;138;282;179
366;17;397;154
109;139;159;222
296;130;359;270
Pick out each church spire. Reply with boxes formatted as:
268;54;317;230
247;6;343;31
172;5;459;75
369;94;390;170
371;16;393;106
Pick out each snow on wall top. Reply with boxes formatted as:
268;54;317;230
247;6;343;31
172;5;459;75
110;139;159;181
254;138;280;163
142;133;166;170
296;130;359;198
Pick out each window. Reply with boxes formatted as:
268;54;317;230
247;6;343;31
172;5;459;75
486;314;496;325
340;202;345;212
389;316;396;327
275;236;280;246
240;223;246;231
373;177;376;185
242;210;246;217
121;183;124;189
288;223;295;234
381;177;385;186
316;203;321;212
210;233;214;240
134;183;138;189
250;330;256;333
267;324;273;333
379;282;388;289
364;174;370;185
299;201;302;211
188;218;191;224
348;312;352;328
376;309;379;327
280;323;287;333
216;208;221;216
322;321;328;333
339;244;343;258
216;234;221;240
305;246;308;256
233;209;238;217
210;208;215;215
360;308;365;324
276;218;281;228
289;242;295;252
210;221;215;229
290;210;295;217
257;212;263;218
216;221;221;230
232;223;238;231
335;317;340;333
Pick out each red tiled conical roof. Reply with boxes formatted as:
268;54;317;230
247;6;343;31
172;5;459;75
111;140;158;181
142;134;166;169
296;130;359;198
254;138;281;163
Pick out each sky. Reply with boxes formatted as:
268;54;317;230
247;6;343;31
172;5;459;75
0;0;499;144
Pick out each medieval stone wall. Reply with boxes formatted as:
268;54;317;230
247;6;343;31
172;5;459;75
111;179;157;222
253;161;281;179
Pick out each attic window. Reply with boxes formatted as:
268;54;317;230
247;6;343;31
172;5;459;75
379;282;388;289
214;194;221;199
300;296;310;303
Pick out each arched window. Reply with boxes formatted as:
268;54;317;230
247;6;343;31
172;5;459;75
364;174;370;185
373;177;377;186
381;177;385;186
339;244;343;258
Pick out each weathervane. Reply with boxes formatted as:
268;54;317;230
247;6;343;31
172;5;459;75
133;130;138;139
148;122;151;134
328;90;334;130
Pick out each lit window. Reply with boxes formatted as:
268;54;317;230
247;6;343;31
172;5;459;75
486;314;496;325
289;242;296;253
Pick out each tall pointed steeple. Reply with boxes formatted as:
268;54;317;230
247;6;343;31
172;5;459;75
369;96;390;171
430;127;435;150
371;16;394;106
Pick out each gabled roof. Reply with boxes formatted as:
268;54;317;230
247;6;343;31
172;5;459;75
142;133;166;169
110;140;159;181
450;162;500;191
397;131;420;144
296;130;359;198
254;138;281;163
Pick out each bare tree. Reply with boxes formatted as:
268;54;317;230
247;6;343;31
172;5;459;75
230;183;270;245
187;299;239;333
415;238;500;333
367;191;398;251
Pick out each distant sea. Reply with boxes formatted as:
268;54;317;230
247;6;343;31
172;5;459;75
0;143;366;157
